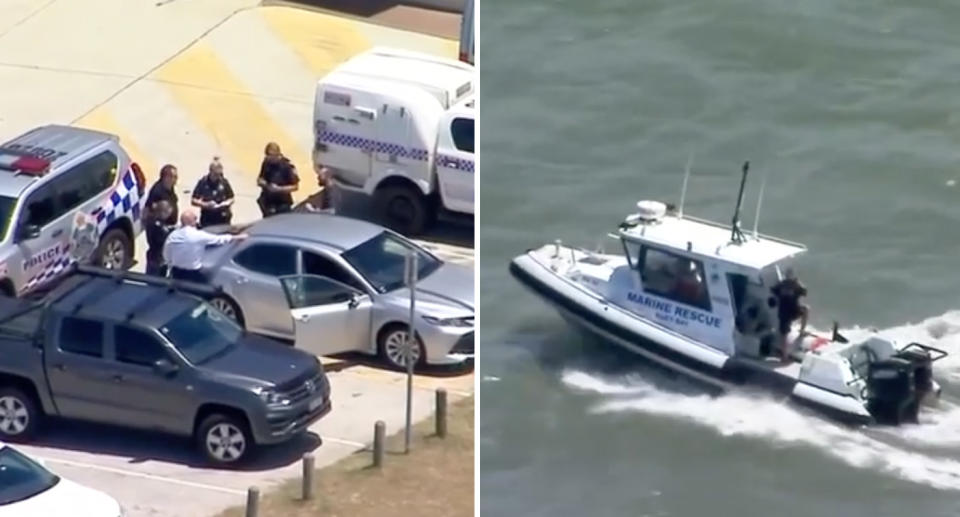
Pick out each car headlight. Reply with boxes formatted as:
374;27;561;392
253;387;290;406
423;315;474;328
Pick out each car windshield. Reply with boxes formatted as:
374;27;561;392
341;232;441;293
0;446;60;506
0;196;17;242
160;303;242;365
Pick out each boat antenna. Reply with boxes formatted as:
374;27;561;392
678;152;694;218
730;161;749;244
752;165;768;239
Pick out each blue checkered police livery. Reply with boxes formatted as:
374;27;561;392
437;154;474;173
20;166;144;294
318;130;430;162
91;166;143;230
22;247;74;292
0;125;147;297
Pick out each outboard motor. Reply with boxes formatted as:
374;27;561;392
865;358;919;425
894;347;934;399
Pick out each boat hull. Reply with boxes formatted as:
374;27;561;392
509;253;874;427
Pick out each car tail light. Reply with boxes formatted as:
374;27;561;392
131;162;146;196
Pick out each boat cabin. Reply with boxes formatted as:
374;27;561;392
611;200;807;359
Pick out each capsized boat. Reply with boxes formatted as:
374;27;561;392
510;161;947;426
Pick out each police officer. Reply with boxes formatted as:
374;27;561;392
146;164;179;225
144;200;175;277
191;157;235;228
257;142;299;217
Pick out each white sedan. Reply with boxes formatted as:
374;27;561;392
0;442;122;517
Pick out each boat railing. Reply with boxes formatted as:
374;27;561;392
616;214;807;250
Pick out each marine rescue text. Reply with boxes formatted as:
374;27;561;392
626;291;722;328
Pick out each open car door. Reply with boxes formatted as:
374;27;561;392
279;274;373;357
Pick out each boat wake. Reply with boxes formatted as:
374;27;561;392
559;310;960;491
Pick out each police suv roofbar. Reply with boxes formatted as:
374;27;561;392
0;149;51;176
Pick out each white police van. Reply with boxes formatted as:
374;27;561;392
313;47;475;235
0;125;147;297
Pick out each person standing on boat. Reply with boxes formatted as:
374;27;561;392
772;268;809;360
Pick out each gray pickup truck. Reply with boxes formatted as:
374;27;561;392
0;267;332;465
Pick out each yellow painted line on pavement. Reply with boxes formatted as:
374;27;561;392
74;107;157;179
151;41;312;199
259;6;372;77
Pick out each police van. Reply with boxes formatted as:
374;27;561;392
0;125;147;297
313;47;476;235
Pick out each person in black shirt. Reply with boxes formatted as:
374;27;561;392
145;200;175;277
191;157;235;228
257;142;299;217
146;164;179;225
296;164;334;213
772;268;810;361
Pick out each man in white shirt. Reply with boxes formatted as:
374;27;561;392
163;210;247;282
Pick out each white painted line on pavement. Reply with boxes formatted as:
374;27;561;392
322;436;366;448
38;456;246;496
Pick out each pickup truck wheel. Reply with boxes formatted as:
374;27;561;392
0;388;40;441
95;228;133;270
198;414;253;465
378;326;427;371
374;185;433;236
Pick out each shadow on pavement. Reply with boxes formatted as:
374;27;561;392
331;189;474;249
327;352;474;378
33;418;324;471
264;0;404;17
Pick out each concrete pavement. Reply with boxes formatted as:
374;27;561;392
0;2;473;516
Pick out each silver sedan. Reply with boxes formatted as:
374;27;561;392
199;213;474;369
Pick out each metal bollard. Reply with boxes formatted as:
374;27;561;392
245;486;259;517
436;388;448;438
302;453;315;500
373;420;386;468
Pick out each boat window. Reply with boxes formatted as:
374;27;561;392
638;246;711;311
622;240;641;268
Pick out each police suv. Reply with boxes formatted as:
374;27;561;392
0;125;147;297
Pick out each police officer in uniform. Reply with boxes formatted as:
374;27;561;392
145;200;175;277
191;157;235;228
257;142;299;217
146;164;179;225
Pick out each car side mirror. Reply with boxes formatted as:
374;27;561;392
17;224;40;241
153;358;179;377
347;293;360;309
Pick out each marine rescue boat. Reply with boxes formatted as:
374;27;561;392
509;161;947;426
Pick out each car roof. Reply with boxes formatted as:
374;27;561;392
247;213;385;251
50;276;198;327
0;125;117;196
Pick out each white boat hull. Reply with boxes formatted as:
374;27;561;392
511;249;879;425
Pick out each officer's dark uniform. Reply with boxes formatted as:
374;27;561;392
146;180;178;225
145;217;174;277
192;175;235;228
257;157;298;217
